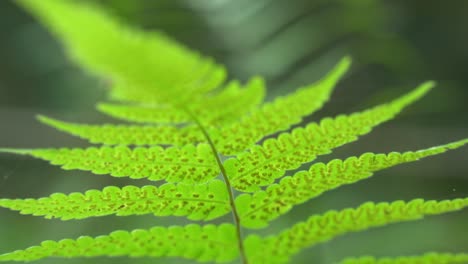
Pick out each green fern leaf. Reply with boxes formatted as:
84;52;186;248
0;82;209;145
37;115;204;146
0;224;238;263
213;56;351;155
225;81;434;192
236;139;467;228
3;0;467;263
0;180;230;221
16;0;226;104
245;198;468;263
0;145;219;183
339;252;468;264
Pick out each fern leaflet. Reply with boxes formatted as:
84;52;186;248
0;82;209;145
38;115;205;146
236;139;468;228
0;180;230;221
0;144;219;183
245;198;468;263
0;224;238;262
338;252;468;264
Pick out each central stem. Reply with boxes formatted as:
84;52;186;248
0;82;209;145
187;111;248;264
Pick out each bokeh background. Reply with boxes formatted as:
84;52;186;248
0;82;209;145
0;0;467;263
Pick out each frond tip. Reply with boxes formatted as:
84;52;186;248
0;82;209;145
339;252;468;264
16;0;226;104
0;224;238;263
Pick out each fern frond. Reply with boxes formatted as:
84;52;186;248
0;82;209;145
339;252;468;264
225;81;435;192
96;77;265;126
245;198;468;263
0;224;238;263
0;145;219;183
236;139;467;228
0;180;230;221
213;56;351;155
37;115;204;146
16;0;226;104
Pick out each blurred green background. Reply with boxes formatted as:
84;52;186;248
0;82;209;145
0;0;467;263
